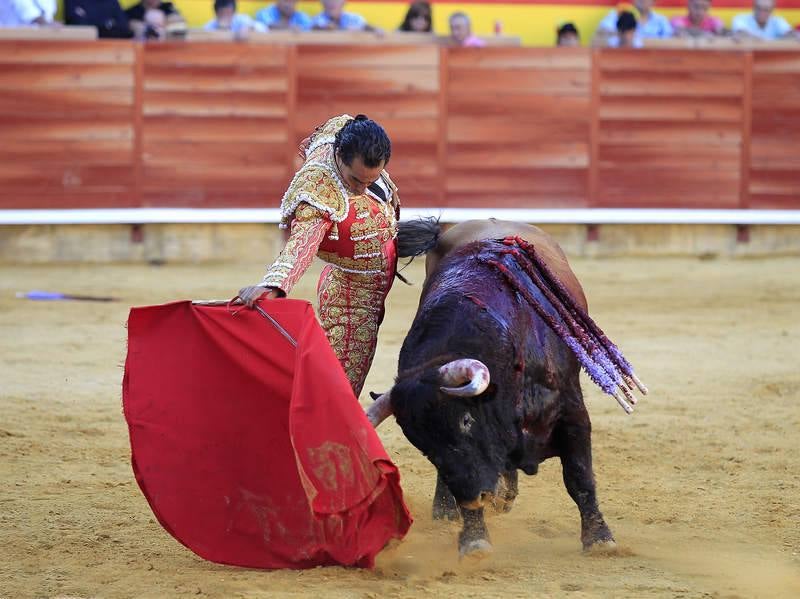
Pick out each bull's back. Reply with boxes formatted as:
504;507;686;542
427;219;587;310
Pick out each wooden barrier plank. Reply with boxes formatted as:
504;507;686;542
599;96;742;122
447;47;589;70
447;93;589;116
597;170;741;208
446;168;588;196
598;50;744;72
143;90;287;118
296;45;438;68
448;143;589;169
293;93;439;119
448;115;589;144
0;190;135;209
599;71;744;97
0;118;133;141
297;66;438;94
0;89;133;116
143;116;288;143
143;42;289;67
0;63;133;89
598;143;740;170
597;121;742;145
449;69;589;96
0;140;133;164
144;66;289;93
751;51;800;73
0;40;129;64
0;164;134;190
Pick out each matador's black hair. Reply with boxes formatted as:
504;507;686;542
333;115;392;168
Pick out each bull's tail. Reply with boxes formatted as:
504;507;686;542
397;216;442;258
483;236;648;414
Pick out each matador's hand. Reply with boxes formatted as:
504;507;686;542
237;285;280;307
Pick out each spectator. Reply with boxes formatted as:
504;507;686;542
65;0;131;38
608;11;643;47
256;0;311;31
204;0;265;34
556;22;580;46
448;12;485;47
0;0;59;26
126;0;186;39
670;0;724;37
595;0;672;43
732;0;792;39
311;0;378;31
398;1;432;33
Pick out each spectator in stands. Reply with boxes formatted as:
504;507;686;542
65;0;132;38
594;0;672;45
256;0;312;31
732;0;792;39
398;1;432;33
205;0;266;34
607;11;643;47
448;12;485;47
670;0;724;37
556;22;580;46
311;0;379;32
126;0;186;39
0;0;59;26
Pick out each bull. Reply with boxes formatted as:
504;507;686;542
368;219;647;558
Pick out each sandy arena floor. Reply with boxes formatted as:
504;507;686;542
1;255;798;598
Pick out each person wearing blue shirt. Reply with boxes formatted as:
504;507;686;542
732;0;792;39
204;0;266;34
311;0;376;31
595;0;673;43
256;0;311;31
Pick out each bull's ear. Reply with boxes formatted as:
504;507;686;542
369;391;383;400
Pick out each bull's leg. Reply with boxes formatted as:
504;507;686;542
556;405;615;550
458;507;492;559
491;470;518;514
432;472;460;521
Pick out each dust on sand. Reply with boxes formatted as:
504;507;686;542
1;256;798;598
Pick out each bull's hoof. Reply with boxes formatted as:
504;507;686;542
459;538;493;560
583;538;617;552
581;526;615;552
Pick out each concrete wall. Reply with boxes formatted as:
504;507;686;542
1;223;799;264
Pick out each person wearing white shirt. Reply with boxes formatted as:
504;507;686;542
732;0;792;39
0;0;59;26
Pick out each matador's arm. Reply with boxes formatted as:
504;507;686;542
259;203;332;296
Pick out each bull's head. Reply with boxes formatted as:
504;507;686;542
370;359;516;508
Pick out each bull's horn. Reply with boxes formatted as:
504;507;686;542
439;359;490;397
365;391;392;427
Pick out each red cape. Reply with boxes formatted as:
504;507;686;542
122;299;412;569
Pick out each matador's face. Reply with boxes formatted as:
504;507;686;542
336;154;384;196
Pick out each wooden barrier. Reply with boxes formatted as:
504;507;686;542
0;41;798;211
0;41;135;209
140;43;292;207
593;49;746;208
749;51;800;209
446;48;591;208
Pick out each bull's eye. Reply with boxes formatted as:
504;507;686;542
459;412;475;435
